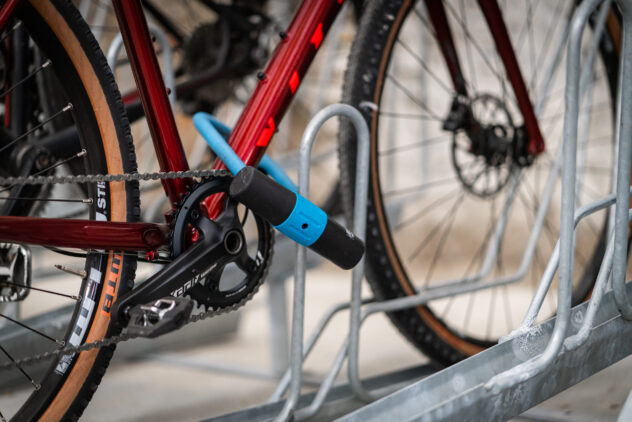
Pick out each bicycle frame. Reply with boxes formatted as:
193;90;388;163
0;0;545;253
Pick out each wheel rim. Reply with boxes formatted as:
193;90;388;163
371;0;617;353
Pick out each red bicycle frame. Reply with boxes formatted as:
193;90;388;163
0;0;545;253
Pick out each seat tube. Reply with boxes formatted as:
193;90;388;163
112;0;190;206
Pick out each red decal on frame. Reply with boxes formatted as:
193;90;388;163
256;117;276;147
310;23;323;49
289;71;300;94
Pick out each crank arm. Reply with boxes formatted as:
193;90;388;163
112;215;243;326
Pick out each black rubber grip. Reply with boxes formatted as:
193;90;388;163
311;218;365;270
229;166;296;225
229;166;365;270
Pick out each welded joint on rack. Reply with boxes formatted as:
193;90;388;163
500;190;628;343
611;0;632;321
295;339;350;420
564;215;628;351
485;0;608;393
275;104;371;422
106;25;176;106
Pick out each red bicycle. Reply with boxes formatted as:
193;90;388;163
0;0;620;420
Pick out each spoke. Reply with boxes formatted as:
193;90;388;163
527;1;538;94
395;39;455;95
0;280;80;300
530;1;566;93
386;75;442;120
395;187;460;230
462;161;488;187
0;59;51;102
408;192;464;263
0;312;64;346
0;131;85;196
378;111;440;121
0;20;22;45
0;103;73;154
0;343;40;390
383;177;459;198
513;1;534;54
35;149;87;177
421;192;463;287
438;216;492;321
443;1;510;100
462;289;476;334
379;133;449;156
459;0;478;91
576;165;614;174
413;7;437;41
541;100;611;131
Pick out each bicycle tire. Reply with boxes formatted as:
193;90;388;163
339;0;620;365
1;0;138;420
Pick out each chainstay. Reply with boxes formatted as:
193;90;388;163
0;169;230;186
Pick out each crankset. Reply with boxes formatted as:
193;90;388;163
112;176;273;336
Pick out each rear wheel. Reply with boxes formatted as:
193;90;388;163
0;0;138;420
340;0;619;365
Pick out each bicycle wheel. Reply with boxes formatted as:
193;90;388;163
0;0;138;420
339;0;619;365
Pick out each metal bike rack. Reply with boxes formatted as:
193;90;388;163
331;0;632;419
206;0;632;419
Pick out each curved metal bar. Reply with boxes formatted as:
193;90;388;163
485;0;603;392
275;104;370;421
295;339;349;420
563;212;632;350
355;188;622;344
503;191;624;342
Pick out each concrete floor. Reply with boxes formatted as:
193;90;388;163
78;263;632;422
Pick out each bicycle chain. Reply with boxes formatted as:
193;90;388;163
0;168;229;186
0;300;248;372
0;168;269;372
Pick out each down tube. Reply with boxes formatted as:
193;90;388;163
205;0;343;215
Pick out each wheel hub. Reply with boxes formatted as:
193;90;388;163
450;94;517;198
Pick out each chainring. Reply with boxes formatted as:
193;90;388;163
170;176;273;310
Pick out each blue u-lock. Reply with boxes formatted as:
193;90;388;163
192;112;327;248
193;112;364;270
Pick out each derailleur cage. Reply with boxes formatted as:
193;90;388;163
0;243;31;303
